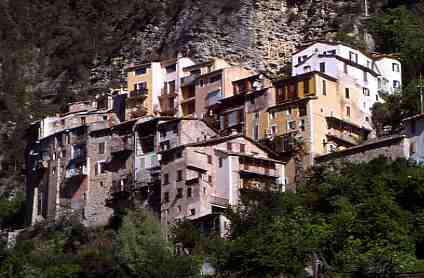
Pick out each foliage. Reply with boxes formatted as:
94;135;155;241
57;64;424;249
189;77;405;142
368;4;424;132
171;158;424;278
117;208;201;278
0;209;200;278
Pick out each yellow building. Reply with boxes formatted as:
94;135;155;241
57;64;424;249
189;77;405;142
126;63;159;119
265;71;371;185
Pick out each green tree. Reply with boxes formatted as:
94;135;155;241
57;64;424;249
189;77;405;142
117;208;201;278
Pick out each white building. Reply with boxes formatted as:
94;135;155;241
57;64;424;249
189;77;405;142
291;41;402;127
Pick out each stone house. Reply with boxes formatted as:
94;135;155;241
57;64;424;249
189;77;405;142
160;134;285;238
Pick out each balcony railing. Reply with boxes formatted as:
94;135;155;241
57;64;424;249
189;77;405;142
129;88;148;99
260;132;299;155
209;195;229;208
326;129;360;146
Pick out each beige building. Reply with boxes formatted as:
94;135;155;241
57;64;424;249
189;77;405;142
180;59;252;119
264;71;371;185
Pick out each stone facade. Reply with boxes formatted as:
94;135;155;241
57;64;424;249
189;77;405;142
315;135;409;164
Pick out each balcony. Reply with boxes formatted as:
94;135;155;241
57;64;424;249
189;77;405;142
111;137;134;154
181;74;200;87
209;195;229;208
89;121;109;132
186;152;208;173
159;92;177;115
326;129;360;146
260;132;299;155
129;88;148;99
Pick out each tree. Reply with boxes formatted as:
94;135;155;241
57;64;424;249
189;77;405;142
117;208;201;278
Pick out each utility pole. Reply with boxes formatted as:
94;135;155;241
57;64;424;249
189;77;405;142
418;73;424;114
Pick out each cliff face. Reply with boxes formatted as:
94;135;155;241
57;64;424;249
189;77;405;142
108;0;370;79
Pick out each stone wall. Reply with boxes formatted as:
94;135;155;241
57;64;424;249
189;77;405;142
315;136;409;164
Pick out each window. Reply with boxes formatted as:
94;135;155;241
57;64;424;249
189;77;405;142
168;80;176;94
176;188;183;199
52;152;57;160
187;187;192;198
98;142;105;154
411;120;416;134
288;121;296;130
240;144;245;153
134;81;147;91
299;104;307;117
177;170;183;182
322;80;327;96
208;175;212;183
269;111;276;120
209;74;222;83
207;155;212;164
299;119;305;131
345;88;350;99
227;142;232;151
190;209;196;216
61;150;66;158
363;88;370;96
349;52;358;63
164;192;169;203
303;66;311;72
271;125;277;135
253;124;259;141
135;67;146;75
346;106;351;117
410;142;416;155
52;167;56;175
319;62;326;73
392;63;400;72
219;158;223;168
393;80;401;89
81;117;86;125
303;79;310;94
363;71;368;82
95;161;106;175
163;173;169;185
344;63;348;74
165;64;176;73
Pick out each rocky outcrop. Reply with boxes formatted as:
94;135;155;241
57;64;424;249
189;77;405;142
102;0;369;84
